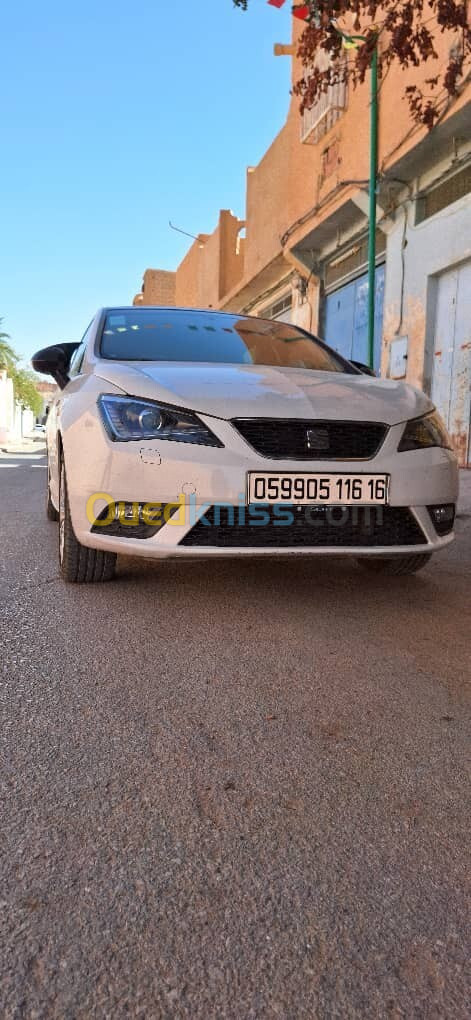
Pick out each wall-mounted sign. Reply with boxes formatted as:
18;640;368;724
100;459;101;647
390;336;408;379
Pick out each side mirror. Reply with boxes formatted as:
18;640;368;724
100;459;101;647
351;360;377;377
31;342;79;390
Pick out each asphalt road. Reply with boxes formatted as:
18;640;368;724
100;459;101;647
1;447;470;1019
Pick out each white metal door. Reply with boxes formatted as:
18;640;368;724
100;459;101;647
432;261;471;467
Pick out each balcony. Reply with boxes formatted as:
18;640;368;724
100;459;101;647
301;79;347;144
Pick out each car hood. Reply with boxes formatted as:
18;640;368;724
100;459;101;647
94;362;433;426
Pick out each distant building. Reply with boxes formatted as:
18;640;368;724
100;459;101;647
134;17;471;465
35;380;57;422
0;370;34;442
0;370;16;442
133;268;176;308
0;375;56;444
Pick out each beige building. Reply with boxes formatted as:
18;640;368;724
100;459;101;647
133;268;176;308
134;16;471;465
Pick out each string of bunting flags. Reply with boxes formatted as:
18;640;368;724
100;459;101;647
267;1;310;21
267;3;362;45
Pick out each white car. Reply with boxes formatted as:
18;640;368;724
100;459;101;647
27;423;46;439
32;306;458;584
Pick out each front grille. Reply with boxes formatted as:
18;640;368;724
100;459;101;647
180;505;426;549
232;419;388;460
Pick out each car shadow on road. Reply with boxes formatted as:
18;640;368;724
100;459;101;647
115;552;436;597
111;505;470;598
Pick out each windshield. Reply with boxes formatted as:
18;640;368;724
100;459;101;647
100;309;355;373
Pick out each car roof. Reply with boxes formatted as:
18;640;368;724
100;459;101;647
100;306;260;320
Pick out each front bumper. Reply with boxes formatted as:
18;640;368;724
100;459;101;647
64;410;459;561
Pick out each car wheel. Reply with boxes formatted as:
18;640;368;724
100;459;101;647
46;459;59;521
356;553;432;576
59;455;117;583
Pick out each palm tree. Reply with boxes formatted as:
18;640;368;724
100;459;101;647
0;319;19;373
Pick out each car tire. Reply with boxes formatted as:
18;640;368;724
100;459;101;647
356;553;432;576
46;460;59;521
59;455;117;583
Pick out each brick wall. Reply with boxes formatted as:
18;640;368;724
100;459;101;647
134;269;176;307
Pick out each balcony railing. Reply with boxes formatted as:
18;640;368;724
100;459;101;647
301;79;347;144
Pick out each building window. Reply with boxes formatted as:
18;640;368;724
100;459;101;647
260;293;293;322
301;54;347;145
415;164;471;224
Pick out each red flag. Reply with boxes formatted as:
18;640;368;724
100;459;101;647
293;4;310;18
267;1;310;19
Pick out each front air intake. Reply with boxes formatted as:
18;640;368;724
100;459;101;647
180;505;426;549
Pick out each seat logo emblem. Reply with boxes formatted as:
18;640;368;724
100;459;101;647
306;426;330;451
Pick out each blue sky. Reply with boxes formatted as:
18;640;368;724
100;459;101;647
0;0;291;362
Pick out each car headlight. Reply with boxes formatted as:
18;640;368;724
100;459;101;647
398;409;452;452
98;394;223;446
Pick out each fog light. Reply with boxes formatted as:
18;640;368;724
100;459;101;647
427;504;455;536
91;500;178;539
120;502;139;521
117;501;151;522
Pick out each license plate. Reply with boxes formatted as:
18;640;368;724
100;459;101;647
247;473;389;506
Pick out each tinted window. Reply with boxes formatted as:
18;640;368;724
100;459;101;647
100;309;354;374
